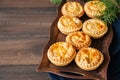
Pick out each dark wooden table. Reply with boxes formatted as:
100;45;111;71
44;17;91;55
0;0;57;80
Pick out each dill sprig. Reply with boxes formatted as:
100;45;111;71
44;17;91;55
98;0;120;24
50;0;62;5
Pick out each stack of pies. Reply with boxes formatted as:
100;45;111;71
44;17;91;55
47;1;108;71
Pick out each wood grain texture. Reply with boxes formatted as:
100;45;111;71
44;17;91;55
0;0;54;8
0;36;49;65
0;0;56;79
0;7;57;35
0;65;50;80
0;7;56;64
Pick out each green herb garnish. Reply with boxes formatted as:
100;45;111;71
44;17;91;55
98;0;120;24
50;0;62;5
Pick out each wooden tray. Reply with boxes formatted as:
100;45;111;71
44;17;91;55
37;0;113;80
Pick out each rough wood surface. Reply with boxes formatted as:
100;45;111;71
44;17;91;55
0;4;57;65
0;65;50;80
0;0;54;8
0;7;57;35
0;36;49;65
0;0;57;79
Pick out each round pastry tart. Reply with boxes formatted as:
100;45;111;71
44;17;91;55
61;1;84;17
75;47;104;71
58;15;82;35
84;1;106;18
82;19;108;39
66;31;91;50
47;42;76;66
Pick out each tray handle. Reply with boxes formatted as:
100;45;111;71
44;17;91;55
54;71;104;80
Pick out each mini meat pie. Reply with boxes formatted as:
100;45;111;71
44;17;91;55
66;31;91;50
47;42;76;66
58;15;82;35
84;1;106;18
61;1;84;17
82;19;108;39
75;47;104;71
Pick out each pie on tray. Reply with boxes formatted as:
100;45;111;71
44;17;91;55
57;15;82;35
38;0;113;79
61;1;84;17
82;18;108;39
75;47;104;71
66;31;91;50
47;42;76;66
84;0;106;18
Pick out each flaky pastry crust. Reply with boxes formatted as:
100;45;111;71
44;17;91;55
58;15;82;34
82;19;108;39
61;2;84;17
75;47;104;71
84;1;106;18
47;42;76;66
66;31;91;50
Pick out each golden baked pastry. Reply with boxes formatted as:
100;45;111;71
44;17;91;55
58;15;82;35
75;47;104;71
82;19;108;39
61;1;84;17
47;42;76;66
66;31;91;50
84;1;106;18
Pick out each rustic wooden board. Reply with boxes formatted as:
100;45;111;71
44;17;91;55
0;65;50;80
0;0;54;8
0;7;57;35
0;36;49;65
0;1;57;65
0;0;56;79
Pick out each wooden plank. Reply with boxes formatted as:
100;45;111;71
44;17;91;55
0;36;49;65
0;7;57;35
0;0;54;8
0;65;50;80
0;1;57;80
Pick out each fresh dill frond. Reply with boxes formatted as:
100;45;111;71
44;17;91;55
98;0;120;24
50;0;62;5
